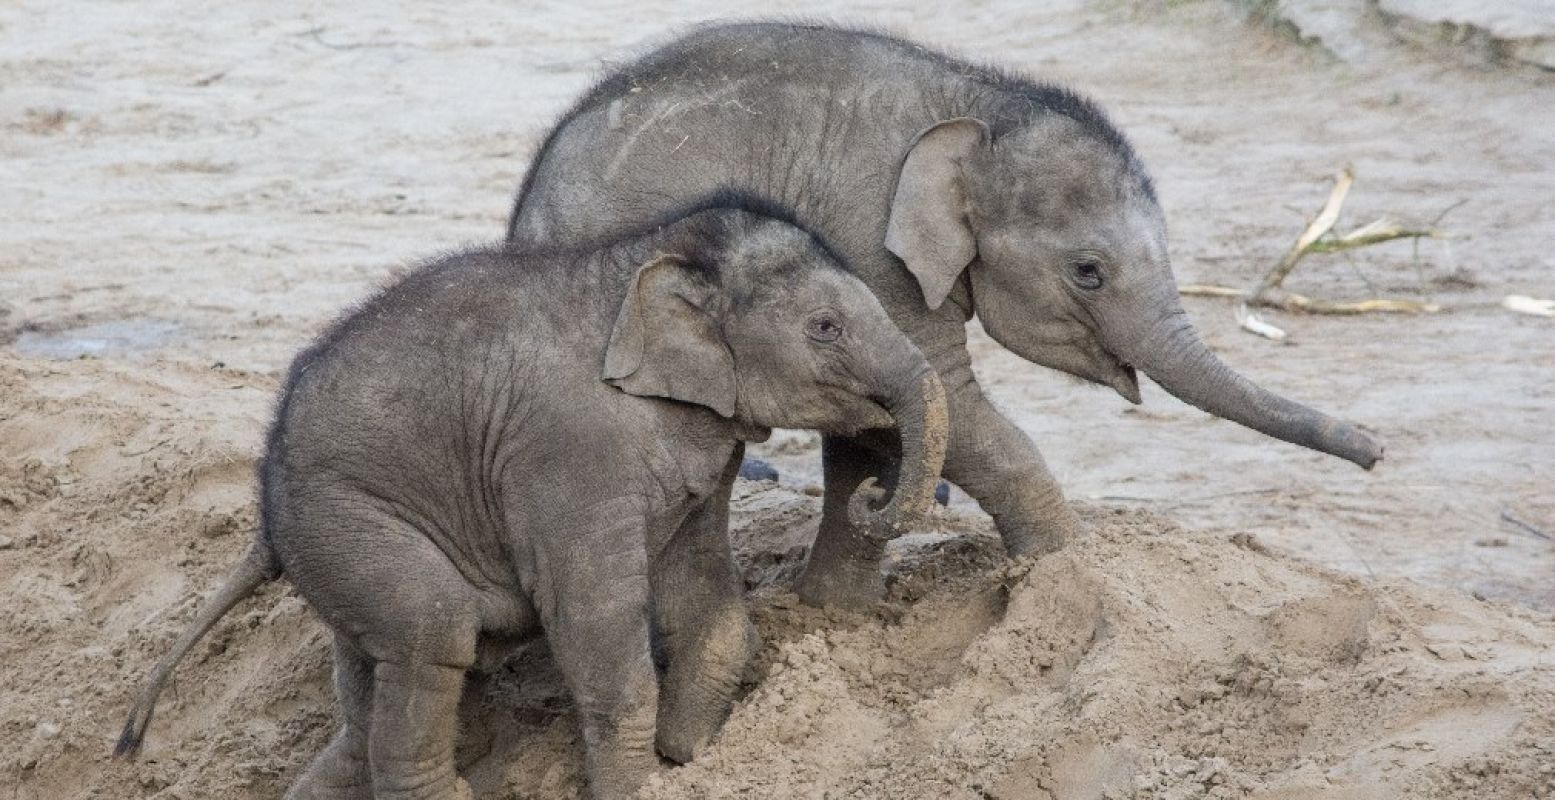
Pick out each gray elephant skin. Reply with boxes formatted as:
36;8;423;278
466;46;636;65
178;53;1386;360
506;21;1385;609
115;198;949;800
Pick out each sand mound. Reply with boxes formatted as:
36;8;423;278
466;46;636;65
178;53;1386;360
654;510;1555;799
2;355;1553;799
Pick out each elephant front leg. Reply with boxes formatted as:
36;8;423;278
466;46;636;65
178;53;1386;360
940;378;1078;557
792;430;901;609
549;603;659;798
539;512;661;799
652;452;759;763
794;377;1076;610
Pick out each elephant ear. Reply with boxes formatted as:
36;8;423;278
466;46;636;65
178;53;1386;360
603;254;738;417
885;117;990;310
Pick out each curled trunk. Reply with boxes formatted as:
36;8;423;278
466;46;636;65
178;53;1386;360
1118;310;1383;469
848;365;950;537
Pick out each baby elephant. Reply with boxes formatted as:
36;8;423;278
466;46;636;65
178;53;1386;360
115;196;948;800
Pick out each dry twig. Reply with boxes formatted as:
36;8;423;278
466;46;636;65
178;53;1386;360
1181;169;1459;332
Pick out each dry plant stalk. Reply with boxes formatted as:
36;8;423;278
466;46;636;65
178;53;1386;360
1181;168;1453;319
1257;167;1355;300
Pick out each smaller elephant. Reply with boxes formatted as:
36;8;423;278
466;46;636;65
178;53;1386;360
113;195;948;800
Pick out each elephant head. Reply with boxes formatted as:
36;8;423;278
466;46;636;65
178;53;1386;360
603;207;949;534
884;114;1382;469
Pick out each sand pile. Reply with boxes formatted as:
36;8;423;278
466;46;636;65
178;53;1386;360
657;506;1555;799
2;353;1552;800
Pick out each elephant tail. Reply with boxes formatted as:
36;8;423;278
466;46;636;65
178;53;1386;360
113;539;281;758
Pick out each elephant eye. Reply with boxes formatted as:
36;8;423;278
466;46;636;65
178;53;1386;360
1072;258;1104;290
805;314;843;343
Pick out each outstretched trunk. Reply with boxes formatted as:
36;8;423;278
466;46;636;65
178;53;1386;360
848;364;950;536
1115;307;1383;470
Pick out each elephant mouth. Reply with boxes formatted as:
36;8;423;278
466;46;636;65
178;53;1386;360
836;394;896;434
993;324;1140;404
1102;349;1142;405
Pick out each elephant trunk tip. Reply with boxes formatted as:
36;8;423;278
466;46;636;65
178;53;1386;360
849;365;949;540
1337;425;1384;471
846;477;896;540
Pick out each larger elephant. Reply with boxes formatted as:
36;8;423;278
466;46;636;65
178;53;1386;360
507;22;1382;608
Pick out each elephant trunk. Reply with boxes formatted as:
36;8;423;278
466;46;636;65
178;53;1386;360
1116;308;1383;470
848;363;949;537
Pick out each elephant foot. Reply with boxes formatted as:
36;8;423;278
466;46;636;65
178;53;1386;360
656;724;709;765
585;747;662;800
1003;529;1065;559
793;552;886;611
285;725;373;800
996;500;1082;559
655;611;758;764
284;775;374;800
372;778;475;800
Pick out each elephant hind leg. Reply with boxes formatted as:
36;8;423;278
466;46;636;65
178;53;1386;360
358;563;480;800
370;660;476;800
285;637;375;800
280;512;482;800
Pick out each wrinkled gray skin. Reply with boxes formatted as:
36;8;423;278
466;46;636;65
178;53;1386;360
508;22;1384;609
114;204;948;800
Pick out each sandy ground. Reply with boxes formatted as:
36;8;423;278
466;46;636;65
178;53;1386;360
2;1;1553;798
